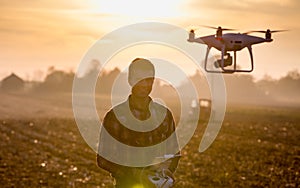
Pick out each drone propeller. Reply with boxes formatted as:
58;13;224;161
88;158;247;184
244;29;288;34
244;29;288;40
187;26;201;33
201;25;235;31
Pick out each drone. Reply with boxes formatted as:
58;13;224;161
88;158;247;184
187;26;286;73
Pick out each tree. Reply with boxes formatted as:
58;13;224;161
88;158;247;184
35;68;74;93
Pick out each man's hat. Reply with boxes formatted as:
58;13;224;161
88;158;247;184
128;58;155;86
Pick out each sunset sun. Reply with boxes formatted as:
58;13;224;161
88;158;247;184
89;0;184;18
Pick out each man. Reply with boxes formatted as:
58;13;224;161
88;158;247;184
97;58;180;187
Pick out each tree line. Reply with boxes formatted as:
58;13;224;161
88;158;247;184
4;66;298;106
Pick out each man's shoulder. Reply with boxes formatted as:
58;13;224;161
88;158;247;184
151;101;174;123
152;101;172;114
104;99;174;121
104;101;128;119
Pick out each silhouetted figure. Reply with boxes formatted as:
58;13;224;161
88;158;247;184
97;58;180;187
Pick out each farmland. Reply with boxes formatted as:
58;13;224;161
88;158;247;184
0;93;299;187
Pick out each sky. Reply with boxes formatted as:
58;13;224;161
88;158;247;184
0;0;300;81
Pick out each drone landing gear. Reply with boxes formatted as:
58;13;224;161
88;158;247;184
204;46;254;73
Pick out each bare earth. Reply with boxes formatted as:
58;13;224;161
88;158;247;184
0;92;299;187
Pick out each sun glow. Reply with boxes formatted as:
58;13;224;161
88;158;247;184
89;0;183;18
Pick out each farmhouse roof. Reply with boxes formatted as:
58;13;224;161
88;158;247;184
1;73;24;83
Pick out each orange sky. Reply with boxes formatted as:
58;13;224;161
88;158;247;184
0;0;299;81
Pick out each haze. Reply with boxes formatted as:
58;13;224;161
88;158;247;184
0;0;299;81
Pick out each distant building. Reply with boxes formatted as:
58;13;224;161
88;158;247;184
1;73;24;91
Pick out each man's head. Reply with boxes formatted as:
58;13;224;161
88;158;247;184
128;58;155;97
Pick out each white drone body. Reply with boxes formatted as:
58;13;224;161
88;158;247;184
188;26;285;73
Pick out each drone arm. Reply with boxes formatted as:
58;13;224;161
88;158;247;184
192;37;206;44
